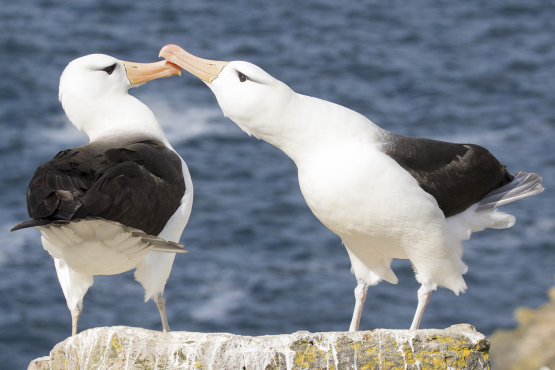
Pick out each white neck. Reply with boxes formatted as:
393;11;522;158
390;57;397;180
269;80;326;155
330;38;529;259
243;93;385;163
62;93;169;145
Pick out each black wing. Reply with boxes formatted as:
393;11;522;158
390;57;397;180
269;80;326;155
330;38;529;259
12;139;185;236
382;133;513;217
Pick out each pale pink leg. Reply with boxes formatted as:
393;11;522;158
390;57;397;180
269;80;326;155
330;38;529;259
410;285;431;330
155;292;170;332
349;280;368;332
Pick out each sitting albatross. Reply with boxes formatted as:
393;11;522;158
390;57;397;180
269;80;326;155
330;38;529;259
11;54;191;335
160;44;544;331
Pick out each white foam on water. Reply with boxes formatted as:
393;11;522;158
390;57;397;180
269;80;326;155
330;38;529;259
190;288;248;323
0;101;239;268
32;100;239;152
146;98;242;144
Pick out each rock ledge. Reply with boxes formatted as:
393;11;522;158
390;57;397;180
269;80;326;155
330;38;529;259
30;324;490;369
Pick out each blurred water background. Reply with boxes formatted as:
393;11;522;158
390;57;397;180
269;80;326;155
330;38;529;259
0;0;554;368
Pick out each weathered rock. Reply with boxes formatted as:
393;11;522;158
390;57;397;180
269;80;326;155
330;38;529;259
33;324;489;370
28;356;51;370
490;286;555;370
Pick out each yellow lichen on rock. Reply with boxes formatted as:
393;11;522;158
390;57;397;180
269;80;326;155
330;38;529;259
294;344;319;368
400;341;417;366
110;337;122;352
38;325;489;370
414;347;445;369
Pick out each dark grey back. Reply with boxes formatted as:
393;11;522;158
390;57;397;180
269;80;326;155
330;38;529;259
12;137;185;237
381;133;513;217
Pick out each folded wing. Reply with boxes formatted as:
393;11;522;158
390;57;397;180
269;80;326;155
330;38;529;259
12;139;186;238
381;133;514;217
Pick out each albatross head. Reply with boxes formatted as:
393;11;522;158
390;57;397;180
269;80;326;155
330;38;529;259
59;54;181;141
159;45;295;139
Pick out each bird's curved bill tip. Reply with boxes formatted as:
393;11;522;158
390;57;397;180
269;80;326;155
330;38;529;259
159;44;228;83
122;60;182;85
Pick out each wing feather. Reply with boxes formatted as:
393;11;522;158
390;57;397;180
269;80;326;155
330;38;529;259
12;139;185;237
381;133;513;217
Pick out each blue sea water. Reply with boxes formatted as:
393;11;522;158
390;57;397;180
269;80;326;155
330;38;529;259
0;0;554;368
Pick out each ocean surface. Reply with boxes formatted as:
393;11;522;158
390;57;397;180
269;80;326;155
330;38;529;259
1;0;554;368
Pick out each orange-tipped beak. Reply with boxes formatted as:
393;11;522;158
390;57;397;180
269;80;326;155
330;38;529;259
122;60;182;85
159;44;229;83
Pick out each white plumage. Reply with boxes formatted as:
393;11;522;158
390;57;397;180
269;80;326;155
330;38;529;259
13;54;191;335
160;44;543;331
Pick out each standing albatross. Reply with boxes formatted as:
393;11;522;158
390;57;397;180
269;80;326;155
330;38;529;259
160;44;544;331
11;54;191;335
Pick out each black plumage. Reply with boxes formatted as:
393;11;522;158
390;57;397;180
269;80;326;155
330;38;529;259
382;133;514;217
12;138;185;236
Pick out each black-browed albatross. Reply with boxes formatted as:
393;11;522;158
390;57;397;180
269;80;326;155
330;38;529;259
160;44;544;331
11;54;191;335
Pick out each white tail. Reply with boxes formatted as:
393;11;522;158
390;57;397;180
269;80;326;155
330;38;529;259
446;171;543;242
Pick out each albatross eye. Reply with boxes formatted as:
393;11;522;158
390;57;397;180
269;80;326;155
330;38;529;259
238;72;248;82
102;64;117;75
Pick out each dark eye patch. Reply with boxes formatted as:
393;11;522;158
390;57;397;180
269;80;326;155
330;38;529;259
238;72;247;82
102;64;117;75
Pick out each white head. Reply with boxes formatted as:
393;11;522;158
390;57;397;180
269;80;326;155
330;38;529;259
159;45;295;140
207;61;295;138
161;45;383;162
59;54;181;141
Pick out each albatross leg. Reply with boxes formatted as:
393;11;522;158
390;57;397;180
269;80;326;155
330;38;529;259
70;303;82;336
410;285;431;330
349;280;369;332
155;292;170;332
52;258;93;336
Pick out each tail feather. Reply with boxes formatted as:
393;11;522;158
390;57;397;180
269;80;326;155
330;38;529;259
447;171;543;242
477;171;544;212
13;217;187;254
11;219;66;231
149;242;187;254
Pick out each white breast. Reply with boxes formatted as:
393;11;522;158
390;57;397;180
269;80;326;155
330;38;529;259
297;139;445;259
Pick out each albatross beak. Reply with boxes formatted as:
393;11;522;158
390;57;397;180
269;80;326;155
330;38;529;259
122;60;182;85
159;44;229;83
